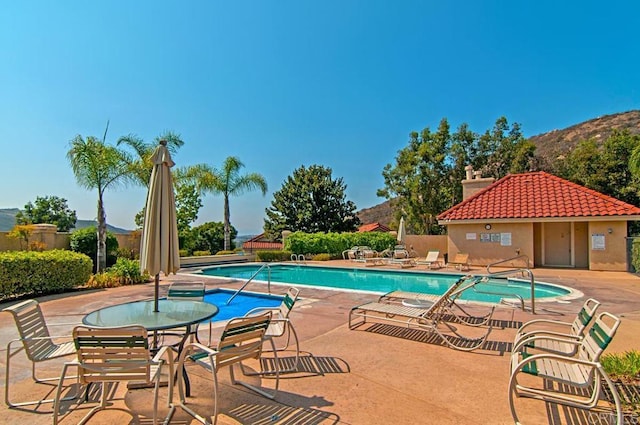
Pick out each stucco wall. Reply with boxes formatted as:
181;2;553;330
588;221;627;271
446;222;534;268
404;235;448;260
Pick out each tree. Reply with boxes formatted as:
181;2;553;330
191;221;237;254
378;116;532;234
378;119;452;234
15;195;77;232
564;130;640;206
116;131;185;187
67;129;133;272
264;164;360;239
187;157;267;251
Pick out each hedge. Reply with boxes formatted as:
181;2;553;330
283;231;397;256
0;250;93;299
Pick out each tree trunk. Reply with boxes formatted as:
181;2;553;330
223;195;231;251
96;194;107;272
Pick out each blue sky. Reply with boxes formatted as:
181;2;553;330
1;1;638;235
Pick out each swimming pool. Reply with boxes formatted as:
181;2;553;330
199;264;573;304
203;288;283;322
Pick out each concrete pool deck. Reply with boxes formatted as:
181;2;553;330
1;261;640;424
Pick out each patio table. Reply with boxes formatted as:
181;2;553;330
83;299;219;396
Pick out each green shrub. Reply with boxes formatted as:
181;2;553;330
256;250;292;262
632;239;640;273
311;253;331;261
69;227;119;272
215;250;235;255
193;250;211;256
108;258;150;285
179;249;190;257
602;350;640;381
284;231;396;256
0;250;92;299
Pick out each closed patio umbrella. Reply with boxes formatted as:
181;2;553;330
397;216;406;245
140;140;180;312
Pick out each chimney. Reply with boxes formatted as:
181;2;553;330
462;165;495;200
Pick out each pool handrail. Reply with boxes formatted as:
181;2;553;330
226;263;273;305
478;267;536;314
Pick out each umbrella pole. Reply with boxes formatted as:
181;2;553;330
154;274;160;312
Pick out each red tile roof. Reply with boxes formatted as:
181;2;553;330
437;171;640;222
242;233;283;250
358;222;391;232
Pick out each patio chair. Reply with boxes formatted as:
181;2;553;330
349;276;494;351
508;311;622;425
379;276;494;327
342;246;359;260
513;298;601;355
446;252;470;271
164;281;211;345
3;299;79;408
53;325;174;425
243;287;301;373
416;250;443;269
172;311;279;425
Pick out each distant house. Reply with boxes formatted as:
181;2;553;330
358;222;391;232
242;233;282;253
437;167;640;271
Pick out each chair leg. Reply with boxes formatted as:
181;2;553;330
5;341;79;408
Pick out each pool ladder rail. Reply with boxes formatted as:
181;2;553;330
474;254;536;314
226;262;274;305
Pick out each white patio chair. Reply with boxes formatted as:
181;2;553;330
172;311;278;425
52;325;174;425
3;299;78;408
509;311;622;425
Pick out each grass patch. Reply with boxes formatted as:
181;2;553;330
602;350;640;416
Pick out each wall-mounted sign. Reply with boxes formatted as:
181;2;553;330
500;232;512;246
466;233;477;240
480;233;491;242
490;233;501;243
592;234;605;250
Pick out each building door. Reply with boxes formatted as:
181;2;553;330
543;222;573;267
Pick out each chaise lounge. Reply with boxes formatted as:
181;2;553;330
349;276;493;351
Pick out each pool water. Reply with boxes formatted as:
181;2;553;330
200;264;571;304
203;288;282;322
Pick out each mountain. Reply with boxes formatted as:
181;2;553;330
356;110;640;225
529;110;640;164
356;199;394;227
0;208;131;233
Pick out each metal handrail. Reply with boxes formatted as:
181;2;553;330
480;267;536;313
486;254;530;273
226;263;272;305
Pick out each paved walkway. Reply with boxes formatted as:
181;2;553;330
1;262;639;424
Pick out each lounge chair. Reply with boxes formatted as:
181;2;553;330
447;252;470;271
379;277;494;327
173;312;279;425
416;250;443;269
513;298;600;355
3;299;79;408
349;276;494;351
508;311;622;424
243;287;301;373
53;325;174;425
342;246;359;260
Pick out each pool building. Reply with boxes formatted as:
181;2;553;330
436;167;640;272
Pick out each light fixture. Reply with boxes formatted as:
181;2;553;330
608;228;613;234
485;224;492;230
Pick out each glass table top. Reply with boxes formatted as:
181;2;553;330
83;299;219;331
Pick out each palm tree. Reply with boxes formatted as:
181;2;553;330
116;131;185;187
189;157;267;251
67;134;133;272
